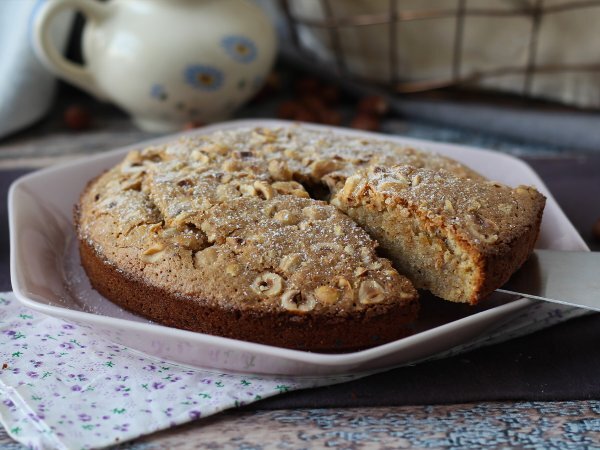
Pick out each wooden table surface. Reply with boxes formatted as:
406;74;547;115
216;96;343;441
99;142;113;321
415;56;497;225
1;86;600;449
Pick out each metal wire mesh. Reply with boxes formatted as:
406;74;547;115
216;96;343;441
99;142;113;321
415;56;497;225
278;0;600;95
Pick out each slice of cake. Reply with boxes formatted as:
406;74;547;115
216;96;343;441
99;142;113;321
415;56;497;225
332;165;546;304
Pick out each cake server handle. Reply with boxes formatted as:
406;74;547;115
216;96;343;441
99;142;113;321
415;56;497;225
497;249;600;312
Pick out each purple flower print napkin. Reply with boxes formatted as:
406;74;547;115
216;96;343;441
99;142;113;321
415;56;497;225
0;294;358;449
0;292;587;449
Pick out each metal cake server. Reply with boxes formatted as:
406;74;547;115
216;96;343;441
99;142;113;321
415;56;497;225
498;250;600;312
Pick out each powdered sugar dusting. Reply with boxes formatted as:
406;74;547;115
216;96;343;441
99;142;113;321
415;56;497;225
78;126;440;316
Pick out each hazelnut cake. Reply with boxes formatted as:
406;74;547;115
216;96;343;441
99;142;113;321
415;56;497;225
76;126;545;351
332;166;545;304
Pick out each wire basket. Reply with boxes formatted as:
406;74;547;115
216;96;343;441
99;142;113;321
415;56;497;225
275;0;600;107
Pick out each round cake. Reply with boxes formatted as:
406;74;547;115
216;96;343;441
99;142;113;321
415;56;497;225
76;126;545;351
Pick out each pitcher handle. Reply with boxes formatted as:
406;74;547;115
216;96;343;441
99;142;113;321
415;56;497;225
33;0;110;100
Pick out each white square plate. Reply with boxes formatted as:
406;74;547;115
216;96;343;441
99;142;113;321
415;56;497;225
9;120;588;376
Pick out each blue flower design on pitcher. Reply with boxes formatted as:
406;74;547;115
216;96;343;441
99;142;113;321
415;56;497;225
150;84;168;100
184;65;224;91
221;36;257;63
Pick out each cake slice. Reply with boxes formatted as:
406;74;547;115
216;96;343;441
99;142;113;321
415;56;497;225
332;165;546;304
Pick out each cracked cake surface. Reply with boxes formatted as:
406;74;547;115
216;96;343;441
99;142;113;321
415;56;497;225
76;125;544;351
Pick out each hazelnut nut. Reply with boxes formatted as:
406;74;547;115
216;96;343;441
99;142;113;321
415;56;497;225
358;280;386;304
251;272;284;297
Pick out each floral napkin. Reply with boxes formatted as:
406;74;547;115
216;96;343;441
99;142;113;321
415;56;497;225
0;292;587;449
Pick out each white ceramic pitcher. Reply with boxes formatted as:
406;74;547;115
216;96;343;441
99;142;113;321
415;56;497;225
33;0;276;131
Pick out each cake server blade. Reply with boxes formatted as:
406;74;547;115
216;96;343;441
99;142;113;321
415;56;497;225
497;249;600;312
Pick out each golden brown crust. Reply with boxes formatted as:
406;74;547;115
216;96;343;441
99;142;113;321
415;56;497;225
78;233;418;352
473;203;544;302
76;125;545;349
